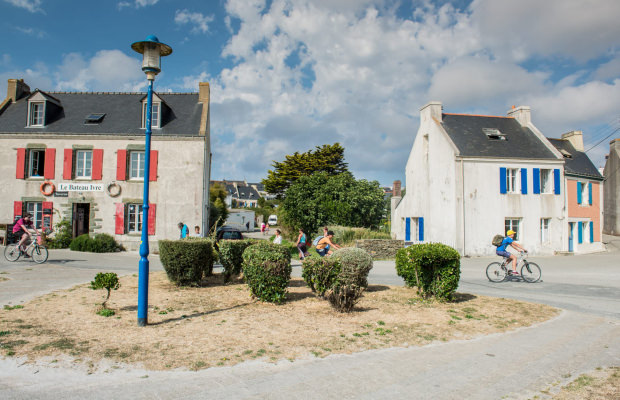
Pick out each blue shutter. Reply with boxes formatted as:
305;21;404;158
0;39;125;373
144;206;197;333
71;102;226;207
577;182;582;204
405;218;411;241
533;168;540;194
500;167;507;194
578;222;583;244
554;169;561;195
589;221;594;243
418;217;424;242
521;168;528;194
588;182;592;205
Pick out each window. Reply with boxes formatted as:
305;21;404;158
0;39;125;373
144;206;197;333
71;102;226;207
505;218;520;240
540;169;552;193
581;182;588;205
506;168;519;193
483;128;506;140
29;102;44;126
26;149;45;178
582;222;589;244
404;217;424;242
129;151;145;180
142;102;160;129
540;218;550;244
25;202;43;229
75;150;92;179
84;113;105;124
126;204;143;233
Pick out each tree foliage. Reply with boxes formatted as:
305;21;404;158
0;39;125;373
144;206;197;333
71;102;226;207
262;143;348;197
280;172;385;234
209;183;229;232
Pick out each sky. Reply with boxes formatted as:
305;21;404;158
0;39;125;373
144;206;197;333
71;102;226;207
1;0;619;187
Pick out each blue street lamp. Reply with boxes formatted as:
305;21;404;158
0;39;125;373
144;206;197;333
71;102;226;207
131;35;172;326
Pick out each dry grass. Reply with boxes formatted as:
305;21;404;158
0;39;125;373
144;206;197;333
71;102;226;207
550;367;620;399
0;271;557;371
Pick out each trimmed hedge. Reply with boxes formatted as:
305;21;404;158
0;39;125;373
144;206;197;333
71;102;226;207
159;239;214;286
395;243;461;301
69;233;121;253
218;239;254;281
326;247;374;312
242;242;292;304
301;255;341;297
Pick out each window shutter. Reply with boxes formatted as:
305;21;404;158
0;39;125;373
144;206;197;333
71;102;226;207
533;168;540;194
92;149;104;180
63;149;73;180
13;201;23;222
588;182;592;205
16;148;26;179
578;222;583;244
577;182;582;204
405;217;411;241
149;150;158;182
116;150;127;180
589;221;594;243
148;203;156;235
499;167;507;194
520;168;528;194
418;217;424;242
554;169;561;195
44;148;56;179
42;201;53;229
115;203;125;235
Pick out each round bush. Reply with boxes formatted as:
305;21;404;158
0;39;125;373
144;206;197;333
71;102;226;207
242;242;292;304
301;255;341;297
325;247;374;312
159;239;214;286
218;239;254;281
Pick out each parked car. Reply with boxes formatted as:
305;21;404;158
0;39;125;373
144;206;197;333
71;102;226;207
216;226;244;241
267;215;278;226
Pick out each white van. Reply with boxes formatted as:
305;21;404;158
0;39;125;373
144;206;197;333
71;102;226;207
267;215;278;226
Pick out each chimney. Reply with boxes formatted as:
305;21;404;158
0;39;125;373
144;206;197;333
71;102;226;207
392;180;401;197
561;130;584;152
507;105;531;126
420;101;442;123
1;79;30;110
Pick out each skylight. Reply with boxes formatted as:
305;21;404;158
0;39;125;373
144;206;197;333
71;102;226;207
84;113;105;124
560;149;572;158
482;128;506;140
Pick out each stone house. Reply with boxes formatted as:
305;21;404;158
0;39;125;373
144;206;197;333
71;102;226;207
0;78;211;251
603;138;620;236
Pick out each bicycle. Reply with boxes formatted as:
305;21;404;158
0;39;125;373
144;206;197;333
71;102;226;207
4;234;49;264
486;251;541;283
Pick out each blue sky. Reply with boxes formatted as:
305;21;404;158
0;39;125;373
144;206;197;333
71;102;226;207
1;0;619;186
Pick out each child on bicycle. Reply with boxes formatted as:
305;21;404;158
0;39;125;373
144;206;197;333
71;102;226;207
496;230;527;275
12;213;39;258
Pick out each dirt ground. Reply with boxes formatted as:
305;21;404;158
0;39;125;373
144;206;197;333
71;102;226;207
550;367;620;399
0;271;557;371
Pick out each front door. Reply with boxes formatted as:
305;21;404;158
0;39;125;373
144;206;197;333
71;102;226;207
568;222;574;252
73;203;90;238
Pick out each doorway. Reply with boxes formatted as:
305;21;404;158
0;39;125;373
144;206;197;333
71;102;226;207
568;222;574;252
73;203;90;238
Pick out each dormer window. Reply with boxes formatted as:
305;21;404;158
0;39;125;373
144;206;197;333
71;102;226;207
26;90;62;128
142;102;160;128
29;102;44;126
483;128;506;140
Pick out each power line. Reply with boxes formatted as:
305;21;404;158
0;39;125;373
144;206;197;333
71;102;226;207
585;127;620;153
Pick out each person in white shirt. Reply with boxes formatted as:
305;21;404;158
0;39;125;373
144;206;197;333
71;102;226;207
190;225;202;238
273;229;283;244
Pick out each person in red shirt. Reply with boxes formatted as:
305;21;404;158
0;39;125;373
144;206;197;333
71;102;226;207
12;213;39;256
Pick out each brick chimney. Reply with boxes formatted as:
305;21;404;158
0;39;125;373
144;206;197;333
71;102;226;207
561;130;584;152
6;79;30;102
507;105;531;126
392;180;401;197
420;101;442;123
198;82;210;137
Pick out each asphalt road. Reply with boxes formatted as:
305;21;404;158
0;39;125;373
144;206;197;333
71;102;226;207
0;243;618;399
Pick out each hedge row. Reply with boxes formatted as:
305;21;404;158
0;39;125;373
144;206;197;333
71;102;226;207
218;239;255;281
158;239;215;286
69;233;121;253
242;241;292;304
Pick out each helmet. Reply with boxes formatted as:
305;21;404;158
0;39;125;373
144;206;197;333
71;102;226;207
506;230;516;236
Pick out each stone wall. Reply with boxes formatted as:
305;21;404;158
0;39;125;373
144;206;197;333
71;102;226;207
355;239;404;259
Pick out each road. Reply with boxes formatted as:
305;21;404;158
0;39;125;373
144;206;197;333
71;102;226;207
0;243;618;399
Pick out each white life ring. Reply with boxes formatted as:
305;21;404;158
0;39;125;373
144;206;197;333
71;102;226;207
106;182;122;197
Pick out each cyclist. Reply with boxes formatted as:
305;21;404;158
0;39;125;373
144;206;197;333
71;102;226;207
496;229;527;275
12;213;40;258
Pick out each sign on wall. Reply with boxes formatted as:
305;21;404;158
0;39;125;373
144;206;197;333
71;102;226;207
57;183;104;192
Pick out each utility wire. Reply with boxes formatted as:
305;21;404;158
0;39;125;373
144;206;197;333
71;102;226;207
585;127;620;153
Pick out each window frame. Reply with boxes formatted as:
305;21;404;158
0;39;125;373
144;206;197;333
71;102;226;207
540;218;551;244
26;148;45;178
580;182;588;205
505;218;521;241
142;102;161;129
126;203;143;234
28;102;45;127
506;168;519;193
129;150;145;180
74;150;93;180
25;202;43;229
540;169;552;194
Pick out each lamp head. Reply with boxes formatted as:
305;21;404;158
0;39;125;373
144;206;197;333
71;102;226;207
131;35;173;80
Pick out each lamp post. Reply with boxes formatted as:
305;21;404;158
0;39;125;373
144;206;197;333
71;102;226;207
131;35;172;326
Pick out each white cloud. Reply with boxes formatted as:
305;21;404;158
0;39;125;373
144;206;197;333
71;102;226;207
117;0;158;9
174;9;215;34
3;0;43;13
595;57;620;81
15;26;47;38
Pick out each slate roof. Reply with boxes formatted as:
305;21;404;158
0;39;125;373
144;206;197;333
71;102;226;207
0;90;203;136
547;138;603;180
236;186;260;201
440;114;558;159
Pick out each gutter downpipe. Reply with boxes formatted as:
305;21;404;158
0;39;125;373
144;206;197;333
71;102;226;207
461;158;466;255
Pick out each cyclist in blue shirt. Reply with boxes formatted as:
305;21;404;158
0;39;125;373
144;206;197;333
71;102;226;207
496;230;527;275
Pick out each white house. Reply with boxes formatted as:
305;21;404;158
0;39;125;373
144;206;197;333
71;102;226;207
392;102;567;256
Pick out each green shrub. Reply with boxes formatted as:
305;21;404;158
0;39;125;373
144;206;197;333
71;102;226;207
395;243;461;301
325;247;374;312
90;272;120;309
159;239;214;286
242;242;292;304
301;255;341;297
218;239;254;281
69;233;121;253
47;219;72;249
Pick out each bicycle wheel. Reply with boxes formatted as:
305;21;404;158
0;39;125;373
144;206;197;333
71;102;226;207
4;245;21;262
29;245;49;264
521;262;541;283
486;262;507;282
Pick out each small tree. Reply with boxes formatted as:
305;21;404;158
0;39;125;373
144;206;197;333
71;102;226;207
90;272;120;309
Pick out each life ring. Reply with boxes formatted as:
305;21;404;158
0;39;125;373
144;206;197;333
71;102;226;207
106;182;122;197
40;181;55;196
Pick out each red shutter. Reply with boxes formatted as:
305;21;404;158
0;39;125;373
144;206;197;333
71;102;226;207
115;203;125;234
42;201;53;229
16;148;26;179
63;149;73;180
92;149;103;180
13;201;23;222
44;148;56;180
148;203;156;235
149;150;158;182
116;149;127;180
